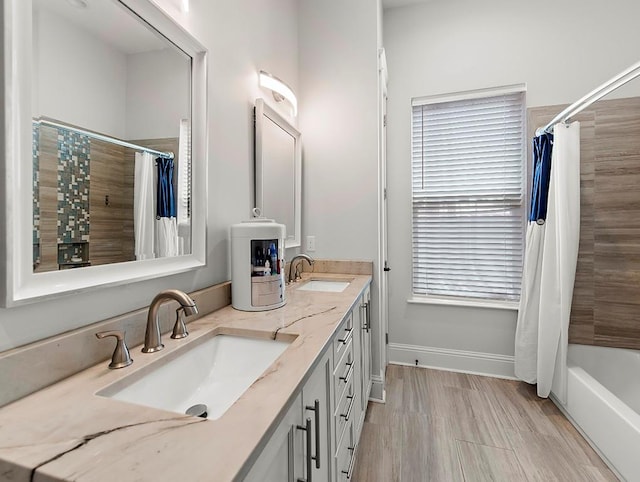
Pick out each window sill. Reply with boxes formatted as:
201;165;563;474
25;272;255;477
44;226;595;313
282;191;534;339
407;296;519;311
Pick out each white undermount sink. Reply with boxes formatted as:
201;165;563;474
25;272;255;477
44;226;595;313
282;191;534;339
297;280;351;293
97;334;290;420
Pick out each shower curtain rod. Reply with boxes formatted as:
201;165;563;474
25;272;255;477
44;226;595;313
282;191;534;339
33;118;175;159
536;59;640;136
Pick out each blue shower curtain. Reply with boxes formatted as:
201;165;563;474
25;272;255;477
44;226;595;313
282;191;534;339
529;133;554;223
155;157;178;257
156;157;176;218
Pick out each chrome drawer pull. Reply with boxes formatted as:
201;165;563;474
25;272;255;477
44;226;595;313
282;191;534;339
340;394;355;421
296;417;313;482
365;301;371;332
341;445;357;479
361;301;370;332
305;400;321;469
338;323;353;344
339;362;354;385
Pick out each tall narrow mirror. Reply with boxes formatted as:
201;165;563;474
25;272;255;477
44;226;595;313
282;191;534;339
254;98;301;248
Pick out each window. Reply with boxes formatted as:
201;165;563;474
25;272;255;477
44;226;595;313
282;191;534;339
411;88;525;302
177;118;191;224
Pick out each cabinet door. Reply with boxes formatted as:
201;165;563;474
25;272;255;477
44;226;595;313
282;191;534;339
302;351;332;482
350;301;364;436
243;393;304;482
359;287;372;426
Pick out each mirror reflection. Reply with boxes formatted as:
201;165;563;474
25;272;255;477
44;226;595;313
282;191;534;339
261;116;296;232
31;0;192;273
255;98;301;248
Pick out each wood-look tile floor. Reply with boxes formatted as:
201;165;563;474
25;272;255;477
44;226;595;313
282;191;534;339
352;365;618;482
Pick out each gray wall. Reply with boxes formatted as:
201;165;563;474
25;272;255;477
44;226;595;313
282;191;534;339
298;0;383;385
384;0;640;373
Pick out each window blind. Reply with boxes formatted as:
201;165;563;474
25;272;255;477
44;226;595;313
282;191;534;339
177;118;191;224
411;91;525;301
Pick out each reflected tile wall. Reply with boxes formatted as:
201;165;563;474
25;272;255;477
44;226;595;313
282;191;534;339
32;124;40;266
57;129;90;244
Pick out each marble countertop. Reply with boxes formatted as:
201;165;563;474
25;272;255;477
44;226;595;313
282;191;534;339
0;273;371;481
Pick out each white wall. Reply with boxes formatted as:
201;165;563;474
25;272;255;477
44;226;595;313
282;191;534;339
125;48;191;140
33;8;127;139
298;0;382;382
0;0;299;352
384;0;640;374
35;8;193;141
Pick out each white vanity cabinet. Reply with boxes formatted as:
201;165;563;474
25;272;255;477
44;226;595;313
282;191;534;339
244;351;332;482
331;284;373;480
243;391;305;482
244;282;372;482
333;311;358;481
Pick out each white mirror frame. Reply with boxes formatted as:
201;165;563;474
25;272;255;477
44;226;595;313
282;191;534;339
255;98;302;249
1;0;208;307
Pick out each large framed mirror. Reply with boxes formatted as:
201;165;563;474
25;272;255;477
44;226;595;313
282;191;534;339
254;98;301;248
2;0;208;306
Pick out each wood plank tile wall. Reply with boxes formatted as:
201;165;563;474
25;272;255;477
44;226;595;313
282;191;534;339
89;139;132;266
36;125;60;272
528;97;640;350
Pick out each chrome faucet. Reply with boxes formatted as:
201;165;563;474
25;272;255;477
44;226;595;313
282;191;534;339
96;330;133;369
142;289;198;353
288;254;315;283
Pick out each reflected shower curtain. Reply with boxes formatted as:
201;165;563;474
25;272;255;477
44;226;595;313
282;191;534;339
515;122;580;398
134;151;155;260
155;157;178;257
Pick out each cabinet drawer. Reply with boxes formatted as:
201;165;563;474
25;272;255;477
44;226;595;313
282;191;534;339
336;419;356;482
333;339;354;406
333;312;353;366
334;376;355;449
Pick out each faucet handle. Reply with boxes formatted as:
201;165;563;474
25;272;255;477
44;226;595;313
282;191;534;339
96;330;133;369
171;308;189;339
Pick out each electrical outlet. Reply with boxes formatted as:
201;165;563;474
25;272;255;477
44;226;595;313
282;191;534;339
306;236;316;252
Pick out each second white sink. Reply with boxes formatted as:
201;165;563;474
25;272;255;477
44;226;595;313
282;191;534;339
298;280;351;292
98;334;290;420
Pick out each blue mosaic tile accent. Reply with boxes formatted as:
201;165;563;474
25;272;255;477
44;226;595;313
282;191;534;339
33;124;41;266
58;242;89;265
57;129;90;244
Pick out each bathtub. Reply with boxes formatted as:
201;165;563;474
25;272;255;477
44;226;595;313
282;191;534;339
557;344;640;481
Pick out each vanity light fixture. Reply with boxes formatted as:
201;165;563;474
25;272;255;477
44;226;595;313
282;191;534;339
259;70;298;116
66;0;88;8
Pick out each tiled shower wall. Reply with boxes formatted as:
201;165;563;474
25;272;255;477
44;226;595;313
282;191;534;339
33;126;180;271
32;124;40;267
528;97;640;350
89;135;135;267
57;129;90;244
34;124;135;271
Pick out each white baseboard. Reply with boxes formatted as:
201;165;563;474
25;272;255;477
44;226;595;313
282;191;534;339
369;375;385;403
388;342;516;379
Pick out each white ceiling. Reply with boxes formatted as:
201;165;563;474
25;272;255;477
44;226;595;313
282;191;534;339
33;0;168;55
382;0;435;9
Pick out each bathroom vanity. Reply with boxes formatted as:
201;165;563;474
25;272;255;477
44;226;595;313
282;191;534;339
0;271;372;481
